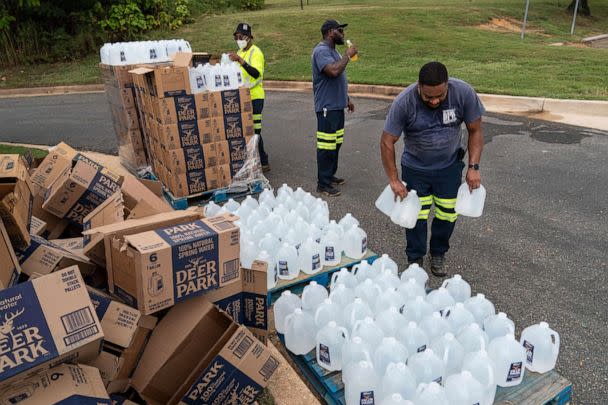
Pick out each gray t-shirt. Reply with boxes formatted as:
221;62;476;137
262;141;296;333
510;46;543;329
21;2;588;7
312;41;348;112
384;78;485;170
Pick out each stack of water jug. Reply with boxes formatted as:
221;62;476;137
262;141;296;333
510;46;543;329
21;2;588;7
99;39;191;66
203;184;369;289
188;53;245;93
274;258;560;405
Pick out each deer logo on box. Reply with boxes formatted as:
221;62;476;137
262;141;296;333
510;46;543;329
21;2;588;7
175;95;197;122
222;91;242;116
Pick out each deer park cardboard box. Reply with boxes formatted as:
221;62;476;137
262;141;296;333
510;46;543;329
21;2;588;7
208;87;253;117
87;288;157;393
82;192;125;267
42;160;123;226
49;237;84;256
0;266;104;385
0;221;21;290
28;216;47;237
0;154;34;250
129;53;192;99
0;363;110;404
131;297;279;405
116;215;240;315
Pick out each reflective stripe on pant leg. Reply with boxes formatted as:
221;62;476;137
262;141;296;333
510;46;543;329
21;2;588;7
336;128;345;145
317;131;336;150
418;195;433;220
253;113;262;131
433;195;458;222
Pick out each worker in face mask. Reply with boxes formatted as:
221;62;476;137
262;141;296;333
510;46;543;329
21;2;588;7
228;23;269;172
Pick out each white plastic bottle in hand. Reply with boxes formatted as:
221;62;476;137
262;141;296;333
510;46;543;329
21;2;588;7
390;190;421;228
455;182;486;217
375;182;405;216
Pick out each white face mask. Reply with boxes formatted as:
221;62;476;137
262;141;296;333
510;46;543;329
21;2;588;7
237;39;248;50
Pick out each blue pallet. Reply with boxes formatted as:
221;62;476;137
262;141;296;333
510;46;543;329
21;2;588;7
163;179;266;209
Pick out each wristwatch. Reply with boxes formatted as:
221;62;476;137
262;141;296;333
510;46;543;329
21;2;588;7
468;163;480;170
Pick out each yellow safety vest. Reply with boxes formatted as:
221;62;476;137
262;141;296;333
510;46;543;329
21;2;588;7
237;44;265;100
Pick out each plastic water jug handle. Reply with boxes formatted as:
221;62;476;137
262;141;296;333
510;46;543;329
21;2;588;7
339;326;350;341
416;383;428;395
301;287;309;304
550;329;560;359
313;306;322;325
352;319;363;336
362;348;373;365
479;335;486;351
330;272;339;289
284;313;295;334
441;279;449;289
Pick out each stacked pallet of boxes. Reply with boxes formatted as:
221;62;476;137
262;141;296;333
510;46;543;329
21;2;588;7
130;53;255;198
100;64;149;171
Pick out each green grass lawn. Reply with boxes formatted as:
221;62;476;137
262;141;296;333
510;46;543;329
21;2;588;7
1;0;607;99
0;144;49;158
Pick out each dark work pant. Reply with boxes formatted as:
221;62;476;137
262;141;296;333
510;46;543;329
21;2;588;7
252;98;268;166
316;109;345;188
402;159;465;260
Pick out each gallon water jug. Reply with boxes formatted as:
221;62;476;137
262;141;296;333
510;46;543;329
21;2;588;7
354;279;383;307
397;278;426;302
273;221;291;242
100;43;111;64
427;287;456;314
204;201;221;218
400;263;428;288
253;220;274;244
240;240;257;269
316;321;349;371
246;209;264;229
276;243;299;280
462;349;497;405
302;281;329;313
308;224;324;244
488;333;526;387
329;284;355;307
273;290;301;334
303;192;316;207
430;332;465;376
483;312;515;341
414;382;449;405
353;260;375;283
223;198;240;213
326;220;344;238
343;298;374;333
345;360;379;405
520;322;560;373
241;195;259;210
315;298;343;330
311;198;329;219
441;274;471;303
375;269;401;292
398;321;429;355
284;308;316;355
379;393;414;405
284;228;303;251
295;202;310;222
402;296;434;324
311;212;329;231
372;254;398;275
375;183;404;216
330;267;358;290
374;288;406;314
259;188;275;207
375;306;405;338
390;190;421;228
352;317;385;349
455;183;486;217
342;336;373;384
339;213;360;232
420;312;451;342
189;67;206;93
284;210;299;227
258;233;281;259
373;337;409;377
257;250;277;289
380;363;417;402
444;370;485;405
235;203;253;223
321;231;342;267
299;237;323;275
343;225;368;260
464;293;496;325
293;186;307;201
294;217;310;239
443;303;475;333
273;203;289;218
408;348;445;385
457;323;490;353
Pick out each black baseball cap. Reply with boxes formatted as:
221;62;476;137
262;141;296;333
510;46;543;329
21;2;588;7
234;22;253;37
321;19;348;36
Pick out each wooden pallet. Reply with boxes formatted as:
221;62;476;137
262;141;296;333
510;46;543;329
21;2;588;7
163;179;267;209
267;250;378;306
276;335;572;405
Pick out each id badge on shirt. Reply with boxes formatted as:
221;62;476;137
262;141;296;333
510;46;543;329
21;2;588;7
443;108;457;125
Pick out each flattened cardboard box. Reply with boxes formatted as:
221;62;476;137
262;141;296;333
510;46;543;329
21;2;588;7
87;288;157;393
42;160;123;226
118;215;240;315
0;266;104;385
131;297;279;405
0;363;110;404
0;221;21;290
0;154;34;250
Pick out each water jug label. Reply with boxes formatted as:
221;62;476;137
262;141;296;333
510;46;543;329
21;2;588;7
361;237;367;254
278;260;288;276
523;340;535;364
507;362;522;382
312;254;321;270
223;74;230;87
325;247;335;261
215;74;222;87
417;344;427;352
120;51;126;62
319;343;331;365
359;391;374;405
196;76;204;89
433;376;442;384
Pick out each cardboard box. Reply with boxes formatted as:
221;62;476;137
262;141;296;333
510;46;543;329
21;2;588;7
29;142;78;196
223;112;255;140
0;221;21;290
129;53;192;99
131;297;279;405
87;288;157;393
49;237;84;256
166;165;223;198
0;363;110;404
208;88;253;117
82;192;125;267
42;160;123;225
152;119;216;150
0;266;104;384
116;215;240;314
162;143;219;175
120;173;172;215
28;216;47;237
110;395;139;405
31;193;69;240
82;209;205;294
0;154;34;250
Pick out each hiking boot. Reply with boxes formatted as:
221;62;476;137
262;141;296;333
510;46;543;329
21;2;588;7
331;176;345;185
317;184;342;197
408;257;424;267
262;164;271;173
430;255;448;277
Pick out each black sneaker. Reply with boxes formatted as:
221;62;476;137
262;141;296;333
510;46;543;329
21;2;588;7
331;176;345;185
317;184;342;197
430;255;447;277
408;257;424;267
